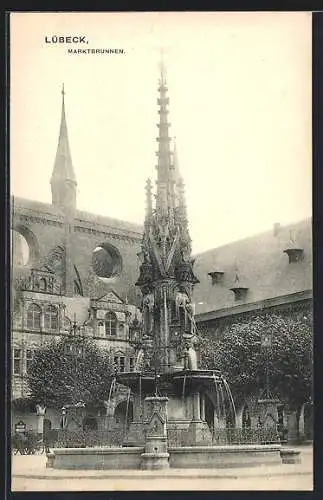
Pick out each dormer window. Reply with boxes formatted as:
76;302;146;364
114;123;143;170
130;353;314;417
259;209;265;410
208;271;224;285
230;286;249;301
283;247;304;264
230;270;248;301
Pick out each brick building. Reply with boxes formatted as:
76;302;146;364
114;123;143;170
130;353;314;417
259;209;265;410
11;87;143;432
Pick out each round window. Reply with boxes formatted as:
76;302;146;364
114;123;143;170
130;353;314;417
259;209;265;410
92;243;122;279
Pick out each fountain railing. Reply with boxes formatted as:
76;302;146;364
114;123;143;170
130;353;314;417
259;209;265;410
44;426;281;449
167;427;280;447
45;428;125;449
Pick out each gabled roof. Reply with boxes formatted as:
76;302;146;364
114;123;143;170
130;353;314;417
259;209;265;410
93;290;124;304
193;218;312;316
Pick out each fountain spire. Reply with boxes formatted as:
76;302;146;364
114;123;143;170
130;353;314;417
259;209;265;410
136;59;199;374
155;55;176;222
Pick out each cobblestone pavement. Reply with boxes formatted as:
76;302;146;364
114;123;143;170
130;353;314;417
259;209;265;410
10;445;313;491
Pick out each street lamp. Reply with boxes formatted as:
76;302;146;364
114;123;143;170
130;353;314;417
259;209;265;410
61;406;67;429
260;331;273;401
63;315;87;406
257;329;280;405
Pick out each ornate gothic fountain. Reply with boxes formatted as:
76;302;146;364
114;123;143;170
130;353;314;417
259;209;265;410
116;60;235;448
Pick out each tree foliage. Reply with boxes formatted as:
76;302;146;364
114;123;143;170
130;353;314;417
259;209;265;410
199;310;313;409
26;335;114;409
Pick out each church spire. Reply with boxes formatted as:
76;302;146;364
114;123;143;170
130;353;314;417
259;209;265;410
50;84;77;212
172;137;181;183
155;54;176;220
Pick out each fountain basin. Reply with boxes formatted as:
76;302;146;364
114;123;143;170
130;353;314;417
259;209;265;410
50;447;144;469
117;369;225;396
47;444;282;469
169;444;282;468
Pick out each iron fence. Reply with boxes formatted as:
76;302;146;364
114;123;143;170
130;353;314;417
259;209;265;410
167;427;280;447
167;428;190;447
12;432;45;455
212;427;280;445
44;429;124;448
13;426;280;452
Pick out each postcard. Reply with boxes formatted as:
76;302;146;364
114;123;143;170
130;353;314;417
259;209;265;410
9;11;313;492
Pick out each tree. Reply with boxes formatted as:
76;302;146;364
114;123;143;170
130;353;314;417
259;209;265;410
26;335;114;409
199;310;313;410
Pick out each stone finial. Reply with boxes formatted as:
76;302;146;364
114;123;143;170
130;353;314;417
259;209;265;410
36;404;46;416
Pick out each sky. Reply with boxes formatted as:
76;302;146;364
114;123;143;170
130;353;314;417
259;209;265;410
10;12;312;254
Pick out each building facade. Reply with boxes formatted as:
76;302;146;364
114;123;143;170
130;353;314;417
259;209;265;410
11;87;143;432
193;219;313;443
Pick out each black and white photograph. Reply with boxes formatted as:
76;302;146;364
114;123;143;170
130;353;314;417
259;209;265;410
9;11;313;491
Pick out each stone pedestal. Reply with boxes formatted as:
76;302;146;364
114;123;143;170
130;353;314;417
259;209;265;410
187;420;213;446
36;404;46;441
287;410;299;444
140;396;169;470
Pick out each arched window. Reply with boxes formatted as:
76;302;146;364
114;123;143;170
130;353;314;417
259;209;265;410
26;303;41;330
105;312;117;336
44;305;58;330
39;278;47;292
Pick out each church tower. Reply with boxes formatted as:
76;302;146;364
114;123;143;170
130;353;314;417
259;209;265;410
136;59;199;374
50;85;76;296
50;84;77;214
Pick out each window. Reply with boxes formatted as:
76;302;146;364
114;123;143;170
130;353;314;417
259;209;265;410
97;321;105;337
44;305;58;330
13;348;22;375
129;357;134;372
113;355;126;372
39;278;47;292
119;357;125;372
26;303;41;330
26;350;34;373
105;312;117;336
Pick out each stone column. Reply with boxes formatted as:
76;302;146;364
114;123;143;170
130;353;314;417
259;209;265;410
298;404;305;443
235;408;243;429
200;394;205;421
36;404;46;441
40;308;45;330
192;393;201;421
287;410;299;444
